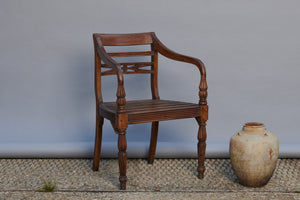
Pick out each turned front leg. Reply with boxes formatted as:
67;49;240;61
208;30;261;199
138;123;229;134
195;105;208;179
196;118;207;179
118;131;127;190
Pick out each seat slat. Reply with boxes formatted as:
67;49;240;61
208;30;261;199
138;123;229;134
108;51;154;57
102;104;195;113
128;105;199;114
104;100;196;111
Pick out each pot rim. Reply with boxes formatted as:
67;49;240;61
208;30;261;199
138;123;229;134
243;122;266;133
244;122;265;127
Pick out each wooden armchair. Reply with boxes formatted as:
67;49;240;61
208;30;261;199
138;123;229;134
92;32;208;190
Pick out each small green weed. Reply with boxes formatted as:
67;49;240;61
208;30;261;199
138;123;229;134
36;179;56;192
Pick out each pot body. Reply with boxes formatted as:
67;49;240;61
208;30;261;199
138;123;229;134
230;122;279;187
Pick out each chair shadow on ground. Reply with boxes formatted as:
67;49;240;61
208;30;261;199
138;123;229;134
214;159;239;183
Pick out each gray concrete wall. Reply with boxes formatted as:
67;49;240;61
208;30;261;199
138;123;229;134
0;0;299;158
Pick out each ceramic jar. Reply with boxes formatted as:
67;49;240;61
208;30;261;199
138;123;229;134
230;122;279;187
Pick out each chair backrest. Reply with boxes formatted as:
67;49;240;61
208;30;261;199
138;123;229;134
99;33;153;46
93;32;160;100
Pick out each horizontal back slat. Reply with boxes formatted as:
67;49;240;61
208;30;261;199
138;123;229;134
97;33;153;46
101;62;153;76
102;62;153;68
108;51;154;57
102;70;152;76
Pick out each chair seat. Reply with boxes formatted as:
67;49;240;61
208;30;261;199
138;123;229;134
100;99;201;124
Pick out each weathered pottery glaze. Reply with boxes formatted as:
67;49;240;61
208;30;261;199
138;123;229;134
230;122;279;187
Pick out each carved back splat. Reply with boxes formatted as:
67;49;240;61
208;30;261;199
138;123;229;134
101;62;153;76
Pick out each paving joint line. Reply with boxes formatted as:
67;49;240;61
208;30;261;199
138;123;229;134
0;190;298;194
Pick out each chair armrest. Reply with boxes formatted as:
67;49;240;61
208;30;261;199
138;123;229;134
94;36;126;112
94;37;124;82
151;33;206;76
151;33;208;105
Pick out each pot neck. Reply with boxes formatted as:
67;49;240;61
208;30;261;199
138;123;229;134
242;122;266;133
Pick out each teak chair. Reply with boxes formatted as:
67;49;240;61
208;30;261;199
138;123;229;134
92;32;208;190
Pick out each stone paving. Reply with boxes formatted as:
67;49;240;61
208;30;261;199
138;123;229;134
0;159;299;199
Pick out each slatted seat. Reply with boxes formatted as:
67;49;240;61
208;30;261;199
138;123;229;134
92;32;208;190
100;99;202;124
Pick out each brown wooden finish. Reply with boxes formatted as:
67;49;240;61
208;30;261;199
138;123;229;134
96;33;153;46
93;116;103;171
195;105;208;178
117;130;127;190
92;32;208;190
100;100;203;124
93;34;104;171
151;32;208;106
150;43;160;99
101;62;153;76
148;121;159;164
108;51;154;57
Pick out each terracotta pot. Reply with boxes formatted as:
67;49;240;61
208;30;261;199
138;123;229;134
230;122;279;187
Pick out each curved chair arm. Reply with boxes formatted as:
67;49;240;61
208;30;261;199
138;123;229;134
151;33;208;105
94;36;126;112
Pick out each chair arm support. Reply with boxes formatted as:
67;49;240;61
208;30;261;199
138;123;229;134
94;36;126;112
151;33;208;105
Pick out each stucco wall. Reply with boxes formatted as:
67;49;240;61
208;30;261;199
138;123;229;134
0;0;299;157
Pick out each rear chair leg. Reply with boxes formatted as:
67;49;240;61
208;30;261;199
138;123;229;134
148;121;159;164
93;115;104;171
196;116;207;179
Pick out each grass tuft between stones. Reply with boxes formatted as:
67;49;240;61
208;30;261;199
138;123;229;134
36;179;56;192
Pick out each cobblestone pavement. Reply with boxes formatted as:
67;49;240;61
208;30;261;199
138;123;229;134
0;159;299;199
